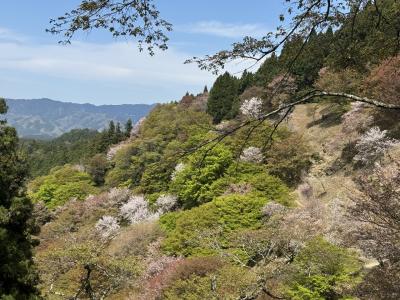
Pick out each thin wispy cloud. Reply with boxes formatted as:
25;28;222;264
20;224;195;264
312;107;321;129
0;27;29;44
0;27;220;103
184;21;269;38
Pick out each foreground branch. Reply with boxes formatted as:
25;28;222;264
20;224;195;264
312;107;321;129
185;90;400;156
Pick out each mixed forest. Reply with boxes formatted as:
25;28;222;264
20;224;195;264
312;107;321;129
1;0;400;299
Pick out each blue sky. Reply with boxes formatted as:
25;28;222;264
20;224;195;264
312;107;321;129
0;1;283;104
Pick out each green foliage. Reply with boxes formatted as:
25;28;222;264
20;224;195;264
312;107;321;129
327;1;400;71
87;153;109;186
207;72;239;123
265;133;313;187
124;118;133;137
205;163;292;206
29;164;98;209
163;264;258;299
160;194;267;256
105;103;212;191
170;145;233;208
138;160;175;194
279;29;333;88
254;52;281;86
0;97;39;298
21;128;100;177
286;237;362;300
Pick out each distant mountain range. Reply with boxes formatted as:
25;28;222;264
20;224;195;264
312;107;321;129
5;98;155;139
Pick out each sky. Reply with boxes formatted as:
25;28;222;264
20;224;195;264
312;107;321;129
0;1;284;105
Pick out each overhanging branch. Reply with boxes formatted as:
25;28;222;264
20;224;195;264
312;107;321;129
184;90;400;156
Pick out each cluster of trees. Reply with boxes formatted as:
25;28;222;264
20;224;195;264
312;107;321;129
21;119;134;178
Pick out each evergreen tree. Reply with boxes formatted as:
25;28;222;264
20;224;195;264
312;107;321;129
238;70;254;94
115;122;123;143
207;72;239;123
108;120;116;138
0;98;39;298
254;52;281;86
125;119;133;138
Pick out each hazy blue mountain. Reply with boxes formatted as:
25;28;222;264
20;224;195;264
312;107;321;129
5;98;155;139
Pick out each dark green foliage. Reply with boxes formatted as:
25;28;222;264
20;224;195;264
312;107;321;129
254;53;281;86
124;119;133;137
207;72;239;123
21;129;100;177
327;1;400;71
279;30;333;88
21;119;133;178
86;153;109;186
0;98;39;298
238;70;255;94
138;160;175;195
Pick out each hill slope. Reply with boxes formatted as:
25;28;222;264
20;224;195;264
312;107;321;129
5;98;155;138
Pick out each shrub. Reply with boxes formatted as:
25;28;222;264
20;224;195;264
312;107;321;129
162;264;258;300
265;134;313;187
315;67;362;94
29;164;98;209
170;145;233;209
341;101;373;134
160;194;268;256
285;237;362;300
107;187;131;206
170;162;185;180
86;153;109;185
201;163;292;206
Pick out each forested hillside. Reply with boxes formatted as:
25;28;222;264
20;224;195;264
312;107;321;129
27;5;400;295
1;0;400;299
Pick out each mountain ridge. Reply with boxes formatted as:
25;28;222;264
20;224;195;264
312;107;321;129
5;98;156;139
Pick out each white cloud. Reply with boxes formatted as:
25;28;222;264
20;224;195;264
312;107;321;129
0;27;257;104
0;40;214;85
0;27;29;44
183;21;269;38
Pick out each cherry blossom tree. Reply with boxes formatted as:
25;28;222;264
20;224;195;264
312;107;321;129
171;162;185;180
240;146;264;163
119;195;158;224
155;194;177;214
240;97;263;119
353;127;397;166
95;216;120;239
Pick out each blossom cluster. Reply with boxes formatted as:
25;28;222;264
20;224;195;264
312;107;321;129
353;126;397;165
95;215;120;239
155;194;178;214
240;97;263;119
240;146;263;163
119;195;158;224
171;162;185;180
